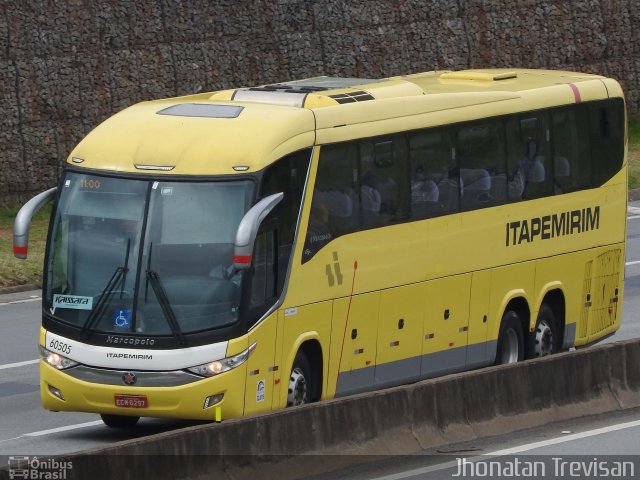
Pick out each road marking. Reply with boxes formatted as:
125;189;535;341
0;297;41;306
0;420;104;446
0;359;38;370
371;419;640;480
627;260;640;266
629;206;640;215
24;420;103;437
629;215;640;220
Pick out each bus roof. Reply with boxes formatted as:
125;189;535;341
68;69;622;176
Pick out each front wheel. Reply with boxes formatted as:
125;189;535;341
100;414;140;428
495;310;524;365
287;351;311;407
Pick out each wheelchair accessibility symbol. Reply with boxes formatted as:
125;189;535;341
114;309;132;328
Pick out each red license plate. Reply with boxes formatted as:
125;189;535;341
114;394;148;408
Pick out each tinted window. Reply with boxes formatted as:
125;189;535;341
249;230;276;309
589;99;625;187
551;106;591;193
457;120;507;209
301;99;625;263
359;136;409;228
303;143;359;262
505;112;553;201
253;149;311;305
408;129;458;219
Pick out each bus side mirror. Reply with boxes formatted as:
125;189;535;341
233;192;283;270
13;187;57;260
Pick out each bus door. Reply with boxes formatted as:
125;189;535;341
374;284;423;388
333;292;380;396
421;274;471;378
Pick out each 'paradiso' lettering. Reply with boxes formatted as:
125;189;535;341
506;206;600;247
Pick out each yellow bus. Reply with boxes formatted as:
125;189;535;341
14;69;627;427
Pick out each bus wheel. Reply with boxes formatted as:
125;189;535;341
100;414;140;428
495;310;524;365
530;304;557;358
287;351;310;407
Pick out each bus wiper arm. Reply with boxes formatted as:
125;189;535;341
80;266;126;339
80;239;131;339
146;270;187;346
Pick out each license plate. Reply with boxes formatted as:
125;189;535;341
114;394;148;408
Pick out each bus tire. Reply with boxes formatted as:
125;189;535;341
529;304;557;358
287;351;311;407
100;414;140;428
495;310;524;365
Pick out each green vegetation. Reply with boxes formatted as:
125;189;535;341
0;205;50;288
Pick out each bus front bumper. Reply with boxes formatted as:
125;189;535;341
40;360;246;421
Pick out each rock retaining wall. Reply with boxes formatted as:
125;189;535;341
2;0;638;204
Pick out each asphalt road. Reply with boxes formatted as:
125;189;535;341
618;202;640;342
302;407;640;480
0;205;638;458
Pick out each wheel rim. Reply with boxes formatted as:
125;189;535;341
534;319;554;357
287;367;308;406
500;327;519;364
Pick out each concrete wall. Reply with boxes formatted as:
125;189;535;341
1;339;638;480
2;1;639;204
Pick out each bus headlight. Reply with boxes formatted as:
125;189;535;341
187;343;256;377
39;346;79;370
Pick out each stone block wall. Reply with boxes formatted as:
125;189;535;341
1;0;638;204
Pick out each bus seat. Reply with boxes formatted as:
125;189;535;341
437;178;461;212
460;168;491;208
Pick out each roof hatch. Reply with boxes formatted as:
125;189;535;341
157;103;244;118
440;71;518;82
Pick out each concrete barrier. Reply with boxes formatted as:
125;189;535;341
2;339;639;480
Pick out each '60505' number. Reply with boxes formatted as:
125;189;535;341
49;339;72;355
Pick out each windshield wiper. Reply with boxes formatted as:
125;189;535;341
146;270;187;346
80;239;131;339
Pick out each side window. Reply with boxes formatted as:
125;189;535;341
303;142;359;262
551;105;591;193
505;113;553;201
457;121;507;210
249;230;276;309
359;135;409;228
261;148;311;247
589;99;625;187
250;149;311;311
408;128;458;218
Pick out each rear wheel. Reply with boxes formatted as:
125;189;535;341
495;310;524;365
529;304;558;358
100;414;140;428
287;351;311;407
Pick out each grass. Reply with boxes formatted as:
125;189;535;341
0;205;50;288
0;119;639;290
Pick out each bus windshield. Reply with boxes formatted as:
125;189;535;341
45;172;254;337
